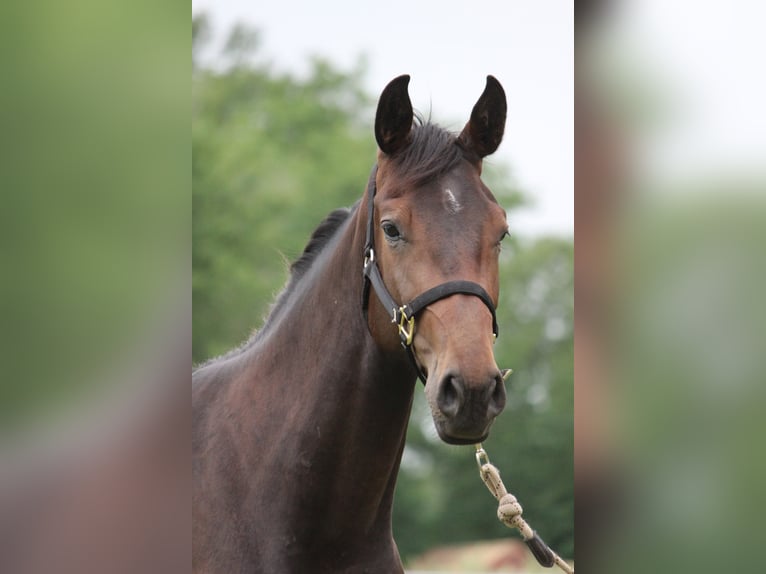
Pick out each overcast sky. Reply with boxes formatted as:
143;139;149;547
192;0;574;237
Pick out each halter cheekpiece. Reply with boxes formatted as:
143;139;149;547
361;165;499;384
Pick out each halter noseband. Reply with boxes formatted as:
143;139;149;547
361;165;499;384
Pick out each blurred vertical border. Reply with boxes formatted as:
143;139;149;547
0;0;189;572
576;0;766;572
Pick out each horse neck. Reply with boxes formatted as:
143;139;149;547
238;201;416;540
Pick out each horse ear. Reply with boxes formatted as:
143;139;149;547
375;75;413;155
459;75;507;158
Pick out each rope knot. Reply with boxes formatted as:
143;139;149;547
497;492;523;526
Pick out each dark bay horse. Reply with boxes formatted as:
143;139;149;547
193;74;509;573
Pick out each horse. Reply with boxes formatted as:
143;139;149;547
193;74;509;573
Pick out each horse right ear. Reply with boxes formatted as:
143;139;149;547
459;75;507;158
375;75;413;155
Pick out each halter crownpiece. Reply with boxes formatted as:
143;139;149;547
361;165;500;384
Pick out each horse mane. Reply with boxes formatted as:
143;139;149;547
390;116;469;187
193;207;353;371
289;207;351;281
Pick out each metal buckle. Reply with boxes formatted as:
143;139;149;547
363;247;375;269
395;306;415;346
475;444;490;472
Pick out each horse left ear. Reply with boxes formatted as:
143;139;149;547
375;75;414;155
459;75;507;158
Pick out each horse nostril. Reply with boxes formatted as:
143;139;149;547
437;375;464;419
487;373;507;417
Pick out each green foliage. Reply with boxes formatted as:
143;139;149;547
192;17;572;562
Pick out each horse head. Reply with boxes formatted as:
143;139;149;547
366;74;509;444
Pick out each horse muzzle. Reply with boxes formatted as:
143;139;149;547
428;368;507;445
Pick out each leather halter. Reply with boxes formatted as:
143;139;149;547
361;165;499;384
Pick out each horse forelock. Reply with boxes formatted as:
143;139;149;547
387;117;470;188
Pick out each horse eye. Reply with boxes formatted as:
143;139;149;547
382;222;401;240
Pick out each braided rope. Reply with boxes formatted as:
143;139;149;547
475;445;574;573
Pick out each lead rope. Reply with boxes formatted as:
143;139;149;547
473;444;574;573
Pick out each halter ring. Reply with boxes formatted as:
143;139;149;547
396;307;415;346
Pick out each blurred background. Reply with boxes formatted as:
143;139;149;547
192;1;574;570
576;0;766;572
0;1;188;573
